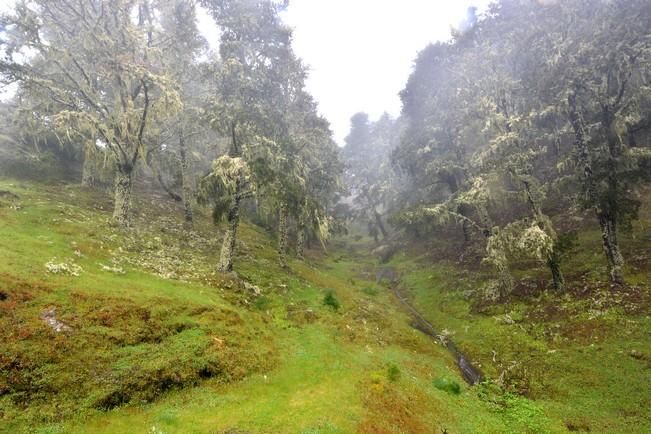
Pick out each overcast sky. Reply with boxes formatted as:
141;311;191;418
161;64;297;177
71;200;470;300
281;0;492;145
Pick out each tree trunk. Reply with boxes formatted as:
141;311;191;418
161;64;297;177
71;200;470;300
112;167;133;226
81;146;96;187
602;109;625;285
179;135;193;229
569;93;625;285
461;218;471;243
522;180;565;292
296;211;306;261
547;253;565;292
374;210;388;239
599;212;625;284
278;201;289;267
217;197;240;273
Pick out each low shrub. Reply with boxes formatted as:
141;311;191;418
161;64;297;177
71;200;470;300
387;364;401;382
433;377;461;394
323;290;340;311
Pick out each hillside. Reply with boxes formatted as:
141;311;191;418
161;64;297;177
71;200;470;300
1;176;649;434
0;178;538;433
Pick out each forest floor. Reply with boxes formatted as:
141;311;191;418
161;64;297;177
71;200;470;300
0;176;649;433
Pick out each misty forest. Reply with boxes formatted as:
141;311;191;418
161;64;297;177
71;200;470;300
1;0;650;433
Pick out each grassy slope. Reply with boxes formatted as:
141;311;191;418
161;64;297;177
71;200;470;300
0;177;568;434
385;198;651;433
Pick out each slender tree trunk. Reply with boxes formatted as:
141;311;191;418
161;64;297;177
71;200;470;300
296;211;306;261
374;210;388;239
522;180;565;292
112;166;134;226
179;134;193;229
278;201;289;267
217;196;240;273
81;146;96;187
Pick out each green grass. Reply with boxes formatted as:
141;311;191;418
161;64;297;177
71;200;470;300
2;177;648;433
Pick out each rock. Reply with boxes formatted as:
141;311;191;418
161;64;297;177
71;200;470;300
372;244;398;263
0;190;19;200
375;268;399;284
243;281;262;296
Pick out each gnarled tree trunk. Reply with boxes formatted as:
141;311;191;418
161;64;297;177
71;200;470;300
217;196;240;273
112;166;134;226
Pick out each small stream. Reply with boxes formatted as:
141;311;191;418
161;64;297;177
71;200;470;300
378;269;483;385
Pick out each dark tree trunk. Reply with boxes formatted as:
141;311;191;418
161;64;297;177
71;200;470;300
547;252;565;292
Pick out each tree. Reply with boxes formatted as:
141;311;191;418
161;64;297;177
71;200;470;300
201;0;297;271
524;0;651;284
148;0;212;228
202;0;341;269
390;0;651;294
0;0;182;226
198;154;254;272
343;112;401;242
